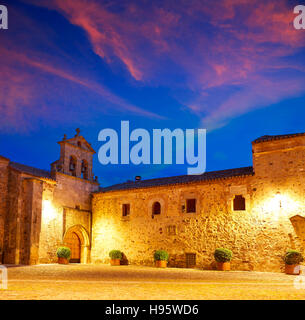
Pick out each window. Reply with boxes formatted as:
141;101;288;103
186;253;196;268
186;199;196;213
122;204;130;217
233;195;246;211
166;225;177;236
69;156;77;176
152;201;161;215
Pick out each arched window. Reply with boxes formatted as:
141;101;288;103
69;156;77;176
152;201;161;215
233;195;246;211
81;159;88;179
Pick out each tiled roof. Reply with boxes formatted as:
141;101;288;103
253;132;305;144
9;162;54;180
100;166;254;193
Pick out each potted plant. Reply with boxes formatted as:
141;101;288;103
109;250;122;266
154;250;169;268
283;250;304;275
56;247;71;264
214;248;232;271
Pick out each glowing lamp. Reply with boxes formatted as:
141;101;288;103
42;200;56;222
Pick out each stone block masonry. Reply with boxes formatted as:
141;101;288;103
91;134;305;272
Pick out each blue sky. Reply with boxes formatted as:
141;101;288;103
0;0;304;186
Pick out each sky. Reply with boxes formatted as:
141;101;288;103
0;0;305;186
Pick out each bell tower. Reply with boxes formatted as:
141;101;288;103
51;129;96;181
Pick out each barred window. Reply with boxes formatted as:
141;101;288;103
166;225;177;235
186;253;196;268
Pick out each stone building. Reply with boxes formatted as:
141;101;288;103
0;129;99;265
91;132;305;272
1;130;305;272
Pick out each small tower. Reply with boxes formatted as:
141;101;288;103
51;129;96;181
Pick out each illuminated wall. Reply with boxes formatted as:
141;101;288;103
91;135;305;271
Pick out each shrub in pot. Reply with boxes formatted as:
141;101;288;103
109;250;122;266
214;248;232;271
154;250;169;268
283;250;304;275
57;247;71;264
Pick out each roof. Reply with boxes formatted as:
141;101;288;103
0;155;10;161
9;162;54;180
100;166;254;193
253;132;305;144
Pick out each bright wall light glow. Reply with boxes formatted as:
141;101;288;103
42;200;56;222
261;192;301;220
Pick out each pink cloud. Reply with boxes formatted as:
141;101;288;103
35;0;305;129
5;0;305;131
0;45;162;132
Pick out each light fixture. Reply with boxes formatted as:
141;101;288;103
42;200;56;222
275;192;282;208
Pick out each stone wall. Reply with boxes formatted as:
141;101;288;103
38;173;98;263
0;156;9;262
91;136;305;272
3;169;22;264
19;178;43;265
58;138;94;181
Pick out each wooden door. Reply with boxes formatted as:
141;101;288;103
65;232;81;263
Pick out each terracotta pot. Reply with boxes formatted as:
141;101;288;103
216;262;230;271
110;259;121;266
58;257;69;264
156;260;167;268
285;264;300;275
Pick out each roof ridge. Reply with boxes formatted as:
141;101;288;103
9;161;53;180
253;132;305;144
10;161;50;173
100;166;254;193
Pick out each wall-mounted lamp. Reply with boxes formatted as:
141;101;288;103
275;192;282;208
42;200;56;222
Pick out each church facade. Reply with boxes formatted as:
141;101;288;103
0;130;99;265
1;130;305;272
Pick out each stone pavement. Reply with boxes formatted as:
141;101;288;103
0;264;305;300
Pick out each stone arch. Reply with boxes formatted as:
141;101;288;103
63;225;90;264
81;159;88;179
148;197;166;218
69;155;77;176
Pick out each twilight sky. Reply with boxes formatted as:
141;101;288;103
0;0;305;186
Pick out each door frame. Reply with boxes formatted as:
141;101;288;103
63;225;90;264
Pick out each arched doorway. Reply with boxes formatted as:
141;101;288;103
65;232;81;263
63;225;90;264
